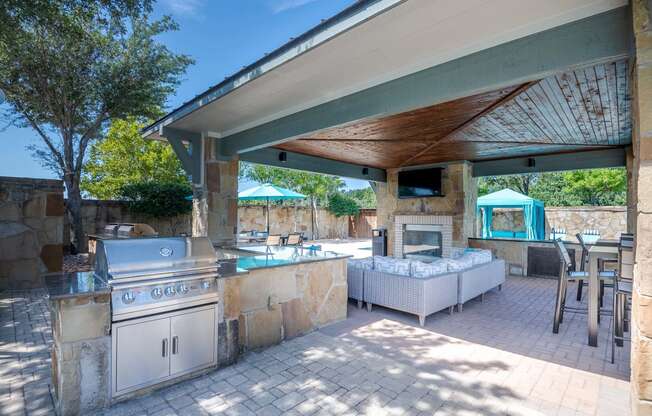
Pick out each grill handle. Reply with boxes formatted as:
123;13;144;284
162;338;168;357
172;336;179;355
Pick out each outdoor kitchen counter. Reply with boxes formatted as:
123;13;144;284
46;272;112;416
215;245;350;350
44;271;110;300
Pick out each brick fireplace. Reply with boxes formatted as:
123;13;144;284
394;214;453;259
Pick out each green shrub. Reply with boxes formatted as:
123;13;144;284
327;193;360;217
119;182;192;218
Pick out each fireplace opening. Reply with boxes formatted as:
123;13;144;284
402;224;442;261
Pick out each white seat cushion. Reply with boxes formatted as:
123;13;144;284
348;257;374;271
410;260;449;278
373;256;412;276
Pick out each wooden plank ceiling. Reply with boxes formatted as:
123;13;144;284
275;59;631;169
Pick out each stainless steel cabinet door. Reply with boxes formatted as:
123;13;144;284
115;317;170;392
170;308;216;375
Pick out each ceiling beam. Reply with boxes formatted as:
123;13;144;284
472;148;626;177
240;148;387;182
218;7;632;157
160;127;203;184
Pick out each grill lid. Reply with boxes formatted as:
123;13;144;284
94;237;218;282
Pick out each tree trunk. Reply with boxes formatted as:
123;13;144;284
65;178;86;254
311;197;320;240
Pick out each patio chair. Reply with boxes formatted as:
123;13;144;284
265;234;282;251
612;233;633;363
285;233;303;246
575;233;615;305
552;240;613;334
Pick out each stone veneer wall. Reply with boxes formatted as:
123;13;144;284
219;259;348;351
631;2;652;413
490;206;627;240
376;162;477;257
64;199;192;248
0;177;64;289
68;201;348;251
238;205;348;240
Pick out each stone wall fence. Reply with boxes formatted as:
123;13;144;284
0;176;65;289
489;206;627;240
64;200;349;251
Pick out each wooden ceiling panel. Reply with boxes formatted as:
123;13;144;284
273;59;631;169
444;59;631;148
299;87;521;144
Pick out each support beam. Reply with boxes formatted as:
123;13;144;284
472;148;626;177
239;148;387;182
219;7;632;156
160;127;203;184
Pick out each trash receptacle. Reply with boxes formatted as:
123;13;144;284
372;228;387;257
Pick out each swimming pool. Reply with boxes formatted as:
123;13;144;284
233;245;350;271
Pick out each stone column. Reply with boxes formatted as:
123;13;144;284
190;138;238;245
205;158;238;246
375;161;477;257
631;1;652;414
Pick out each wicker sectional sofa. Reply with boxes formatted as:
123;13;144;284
347;248;505;326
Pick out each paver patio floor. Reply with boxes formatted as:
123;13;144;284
0;276;630;415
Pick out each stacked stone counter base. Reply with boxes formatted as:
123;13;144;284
219;258;348;351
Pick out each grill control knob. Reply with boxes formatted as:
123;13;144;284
164;286;176;297
201;281;211;290
151;287;163;299
177;284;189;295
122;291;136;304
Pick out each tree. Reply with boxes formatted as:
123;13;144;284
344;187;376;208
82;118;188;199
120;181;192;235
477;168;627;206
0;0;192;251
328;193;360;217
562;168;626;206
240;162;344;239
478;174;538;197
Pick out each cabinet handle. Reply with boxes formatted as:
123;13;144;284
172;336;179;355
162;338;168;357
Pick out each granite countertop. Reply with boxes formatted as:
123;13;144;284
45;272;110;300
216;246;352;272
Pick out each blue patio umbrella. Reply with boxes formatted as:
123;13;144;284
238;183;306;233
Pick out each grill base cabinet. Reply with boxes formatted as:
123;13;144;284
112;304;218;397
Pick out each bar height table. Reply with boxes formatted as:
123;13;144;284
587;245;618;346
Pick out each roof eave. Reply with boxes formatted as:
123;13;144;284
142;0;405;139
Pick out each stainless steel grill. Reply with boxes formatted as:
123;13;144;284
95;237;220;321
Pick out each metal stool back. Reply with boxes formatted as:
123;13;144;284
612;233;633;363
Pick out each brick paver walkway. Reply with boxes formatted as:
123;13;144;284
0;277;630;415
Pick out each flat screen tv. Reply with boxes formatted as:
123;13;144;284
398;167;444;198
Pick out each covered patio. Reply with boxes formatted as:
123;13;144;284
1;275;630;415
134;0;649;413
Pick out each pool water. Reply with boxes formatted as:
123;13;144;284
234;245;346;270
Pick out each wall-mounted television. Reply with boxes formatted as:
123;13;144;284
398;167;444;198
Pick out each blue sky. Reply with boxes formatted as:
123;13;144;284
0;0;370;190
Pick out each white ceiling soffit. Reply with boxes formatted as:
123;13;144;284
161;0;627;139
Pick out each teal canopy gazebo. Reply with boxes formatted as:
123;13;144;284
238;183;306;234
477;189;545;240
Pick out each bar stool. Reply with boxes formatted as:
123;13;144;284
612;234;633;363
552;239;614;334
575;233;615;306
